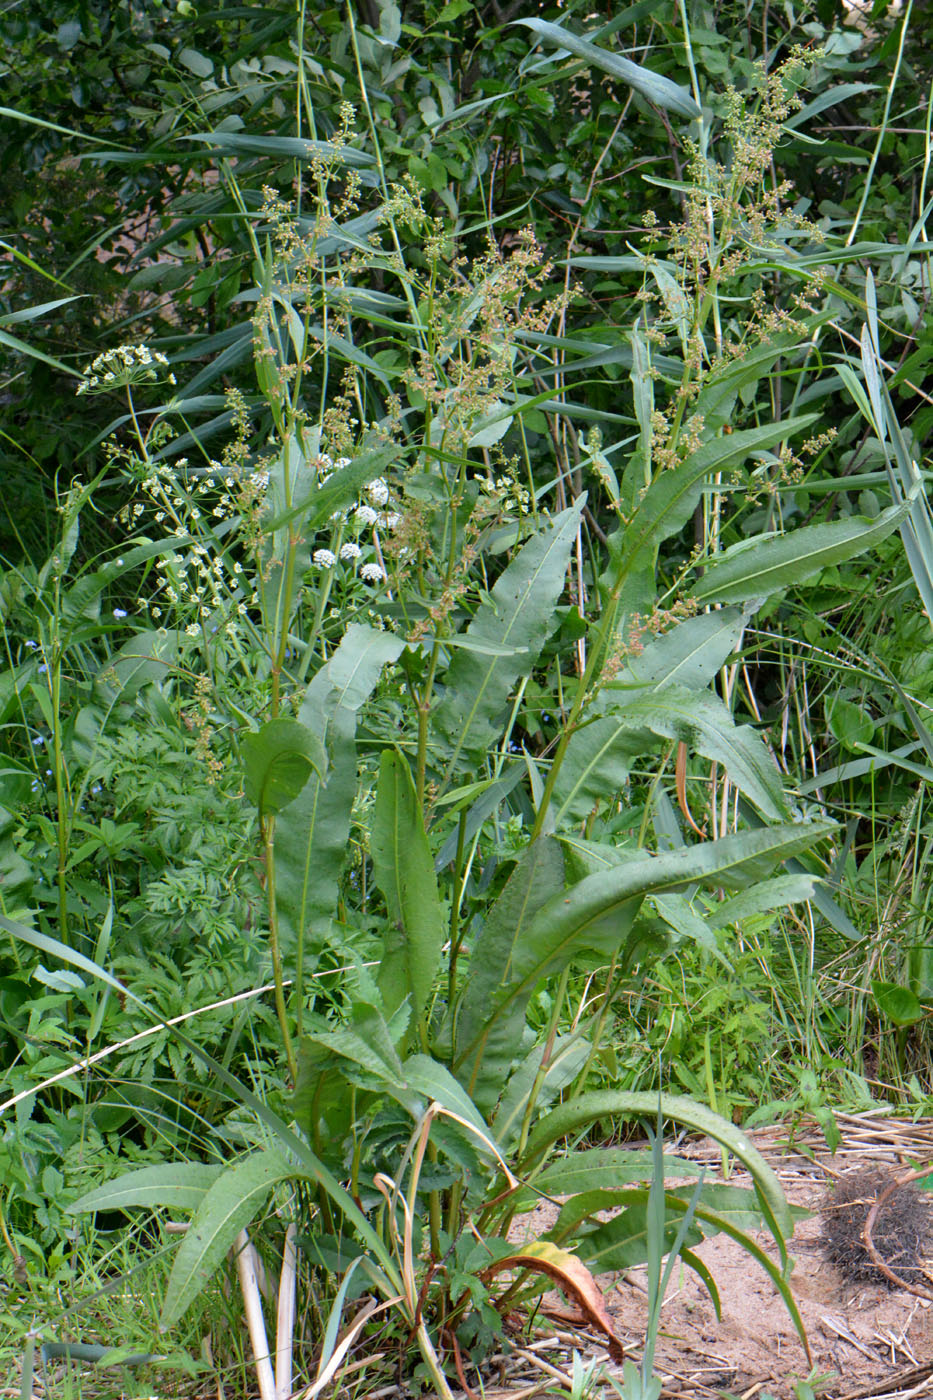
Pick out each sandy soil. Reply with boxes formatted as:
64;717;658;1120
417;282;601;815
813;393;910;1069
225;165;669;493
505;1116;933;1400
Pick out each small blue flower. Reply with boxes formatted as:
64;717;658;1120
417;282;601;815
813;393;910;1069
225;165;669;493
30;778;40;793
38;664;48;674
32;736;44;747
113;608;128;619
45;769;52;777
24;640;37;649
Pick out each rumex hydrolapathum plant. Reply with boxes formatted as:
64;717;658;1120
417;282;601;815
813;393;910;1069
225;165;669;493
18;46;918;1398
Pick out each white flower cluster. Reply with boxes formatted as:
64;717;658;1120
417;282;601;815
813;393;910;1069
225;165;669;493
76;343;177;396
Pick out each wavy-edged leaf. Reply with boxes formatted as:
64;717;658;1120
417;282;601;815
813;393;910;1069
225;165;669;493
161;1150;297;1327
435;499;584;771
605;415;817;633
492;1032;591;1152
607;605;755;694
515;17;700;120
691;498;910;604
68;1163;222;1215
603;684;789;820
708;873;819;928
520;1147;703;1201
372;750;444;1027
551;716;635;827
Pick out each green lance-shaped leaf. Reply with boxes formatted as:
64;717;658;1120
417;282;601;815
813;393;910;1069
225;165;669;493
274;625;404;964
68;1163;223;1215
551;716;637;827
372;750;444;1029
160;1149;298;1327
454;837;566;1112
435;498;584;771
241;716;325;818
515;18;701;119
690;497;912;604
456;822;833;1095
519;1091;792;1240
707;873;819;929
602;415;817;636
606;604;756;695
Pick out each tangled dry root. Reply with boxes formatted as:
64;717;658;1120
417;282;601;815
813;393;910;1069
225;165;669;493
821;1167;932;1288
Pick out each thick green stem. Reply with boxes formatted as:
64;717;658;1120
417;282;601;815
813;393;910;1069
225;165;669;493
262;815;297;1084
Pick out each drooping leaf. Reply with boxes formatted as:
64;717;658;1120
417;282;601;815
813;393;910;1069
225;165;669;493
372;751;444;1028
551;716;635;827
481;1239;625;1362
518;1091;793;1242
606;605;755;694
604;416;817;637
461;823;833;1105
526;1148;703;1199
707;873;819;928
599;685;789;821
434;499;584;773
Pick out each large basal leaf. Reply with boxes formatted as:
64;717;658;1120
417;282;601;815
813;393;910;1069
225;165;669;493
274;625;404;964
571;1189;811;1358
518;1091;792;1242
459;822;833;1085
521;1148;703;1202
515;17;700;120
161;1150;299;1327
690;498;910;604
434;499;584;772
372;751;444;1028
241;716;325;817
68;1163;222;1215
454;837;566;1111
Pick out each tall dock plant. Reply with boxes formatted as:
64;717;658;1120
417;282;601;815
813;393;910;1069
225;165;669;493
15;27;922;1394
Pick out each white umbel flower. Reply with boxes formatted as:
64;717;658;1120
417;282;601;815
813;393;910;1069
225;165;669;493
354;504;378;527
339;542;362;561
367;477;389;506
313;549;336;568
360;562;386;583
